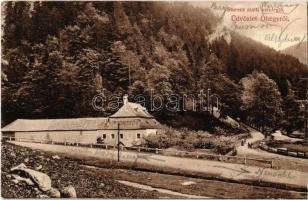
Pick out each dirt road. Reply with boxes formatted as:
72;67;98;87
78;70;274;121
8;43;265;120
236;128;308;171
10;141;308;189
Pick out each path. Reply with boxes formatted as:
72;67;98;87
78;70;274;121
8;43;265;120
272;130;303;142
9;141;308;189
236;128;264;155
236;128;308;167
117;180;209;198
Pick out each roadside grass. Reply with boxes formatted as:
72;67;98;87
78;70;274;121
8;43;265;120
97;167;307;199
64;151;308;193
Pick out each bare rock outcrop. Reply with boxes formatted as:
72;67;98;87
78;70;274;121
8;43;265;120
60;185;77;198
10;163;52;192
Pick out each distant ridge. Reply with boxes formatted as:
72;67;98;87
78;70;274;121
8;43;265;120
281;41;307;65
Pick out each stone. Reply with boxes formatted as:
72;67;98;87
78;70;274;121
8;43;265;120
11;174;35;186
52;155;60;159
99;183;105;188
181;181;196;186
11;179;19;184
10;163;52;191
24;158;29;163
38;194;49;198
35;165;43;170
34;188;40;193
60;185;77;198
48;187;61;198
10;152;16;158
10;163;27;171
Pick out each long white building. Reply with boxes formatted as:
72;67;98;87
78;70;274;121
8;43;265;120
2;95;161;147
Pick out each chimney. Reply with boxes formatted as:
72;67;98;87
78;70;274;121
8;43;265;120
123;94;128;105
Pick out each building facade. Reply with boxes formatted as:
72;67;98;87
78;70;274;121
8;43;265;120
2;95;161;147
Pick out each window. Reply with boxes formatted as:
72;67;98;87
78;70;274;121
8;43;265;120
103;134;106;139
111;134;115;139
137;133;141;139
120;134;123;139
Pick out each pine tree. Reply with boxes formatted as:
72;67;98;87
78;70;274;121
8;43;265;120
282;81;304;134
2;1;32;50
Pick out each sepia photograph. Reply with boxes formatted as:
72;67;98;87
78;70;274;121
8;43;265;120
1;1;308;199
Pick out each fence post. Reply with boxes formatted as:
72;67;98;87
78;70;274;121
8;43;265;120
51;140;54;145
138;147;140;152
155;148;158;154
9;137;12;141
271;160;274;168
196;152;199;159
244;155;247;165
90;144;92;148
105;144;108;149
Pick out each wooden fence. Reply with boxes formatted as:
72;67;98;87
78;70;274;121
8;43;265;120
259;142;308;159
2;136;274;168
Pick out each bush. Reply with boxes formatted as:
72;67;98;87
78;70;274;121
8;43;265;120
211;136;236;154
141;125;236;154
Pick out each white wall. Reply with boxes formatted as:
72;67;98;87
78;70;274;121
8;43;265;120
146;129;158;136
14;129;156;147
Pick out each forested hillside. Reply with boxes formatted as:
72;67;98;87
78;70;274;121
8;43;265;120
1;2;307;133
281;42;307;65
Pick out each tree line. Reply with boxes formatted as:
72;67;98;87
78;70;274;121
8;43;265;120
1;1;307;134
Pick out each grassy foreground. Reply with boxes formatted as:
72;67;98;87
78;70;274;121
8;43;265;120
2;142;307;199
1;142;157;198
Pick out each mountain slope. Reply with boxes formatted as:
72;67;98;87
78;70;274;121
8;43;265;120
2;2;308;126
280;42;307;65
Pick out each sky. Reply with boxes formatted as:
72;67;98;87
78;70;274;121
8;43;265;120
191;1;307;50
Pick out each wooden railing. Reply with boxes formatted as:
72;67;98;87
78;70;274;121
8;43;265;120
259;142;308;159
2;136;274;168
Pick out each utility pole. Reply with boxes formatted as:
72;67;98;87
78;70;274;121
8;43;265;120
207;88;211;113
128;65;131;87
117;123;120;162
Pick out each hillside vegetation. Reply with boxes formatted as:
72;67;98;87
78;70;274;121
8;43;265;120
281;42;307;65
2;2;307;133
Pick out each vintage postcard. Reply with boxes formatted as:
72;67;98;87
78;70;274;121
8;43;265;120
1;1;308;199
